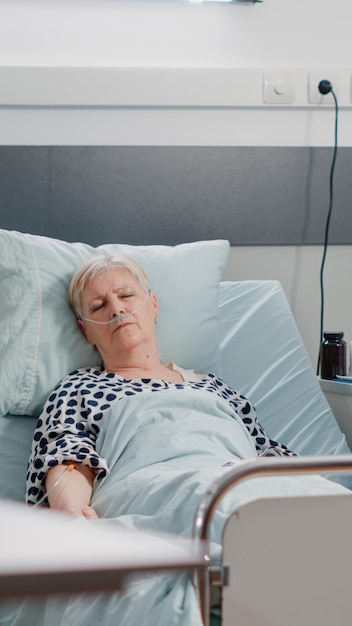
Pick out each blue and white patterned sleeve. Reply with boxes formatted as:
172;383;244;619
26;370;109;506
229;393;296;456
207;375;296;457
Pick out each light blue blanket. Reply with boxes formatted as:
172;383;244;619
1;388;347;626
92;388;256;535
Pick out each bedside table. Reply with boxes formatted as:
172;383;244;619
319;378;352;451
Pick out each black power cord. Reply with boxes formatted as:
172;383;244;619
316;79;339;375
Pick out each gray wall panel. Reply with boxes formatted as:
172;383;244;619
0;146;351;246
0;147;51;236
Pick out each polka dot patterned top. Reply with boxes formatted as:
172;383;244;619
26;366;295;505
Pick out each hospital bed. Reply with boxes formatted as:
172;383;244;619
0;229;351;626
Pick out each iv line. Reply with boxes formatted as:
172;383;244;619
30;464;76;508
79;290;151;325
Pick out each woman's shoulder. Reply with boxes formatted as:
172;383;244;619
53;366;107;389
44;367;112;405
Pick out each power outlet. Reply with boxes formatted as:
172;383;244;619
308;72;339;104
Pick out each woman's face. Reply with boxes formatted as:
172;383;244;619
78;267;158;365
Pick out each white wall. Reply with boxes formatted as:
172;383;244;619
1;0;352;146
0;0;352;368
0;0;350;68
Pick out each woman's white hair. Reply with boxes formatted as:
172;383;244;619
68;253;151;319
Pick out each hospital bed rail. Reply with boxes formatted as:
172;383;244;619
193;455;352;626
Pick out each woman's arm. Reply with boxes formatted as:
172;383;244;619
220;380;297;456
46;462;99;519
26;371;109;508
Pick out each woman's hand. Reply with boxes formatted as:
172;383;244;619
60;503;99;519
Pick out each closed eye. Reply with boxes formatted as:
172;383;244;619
91;301;106;313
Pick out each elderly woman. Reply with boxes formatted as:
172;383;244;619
22;253;348;626
26;253;296;519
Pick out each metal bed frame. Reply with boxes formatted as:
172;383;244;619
193;455;352;626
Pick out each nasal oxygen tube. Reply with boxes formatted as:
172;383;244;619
31;464;76;508
80;290;151;325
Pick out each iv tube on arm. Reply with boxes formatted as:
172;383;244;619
30;463;98;518
79;290;151;325
30;464;76;508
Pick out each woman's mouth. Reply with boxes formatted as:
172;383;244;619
114;321;133;332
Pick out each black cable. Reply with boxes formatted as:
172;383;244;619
316;84;339;375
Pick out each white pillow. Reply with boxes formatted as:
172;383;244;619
0;230;229;416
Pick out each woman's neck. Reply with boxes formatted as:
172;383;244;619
104;359;183;383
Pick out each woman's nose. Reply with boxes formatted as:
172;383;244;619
110;297;127;318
